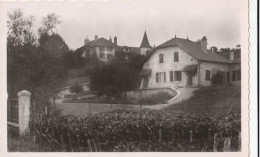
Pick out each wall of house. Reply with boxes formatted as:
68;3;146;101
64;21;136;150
199;61;229;86
140;47;150;56
229;63;241;84
142;46;198;88
89;46;115;63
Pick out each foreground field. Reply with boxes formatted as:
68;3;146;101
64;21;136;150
32;109;240;152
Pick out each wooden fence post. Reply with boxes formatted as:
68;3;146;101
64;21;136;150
92;139;98;152
68;133;73;152
190;130;193;143
77;135;82;152
213;133;218;152
97;143;102;152
159;128;162;142
40;114;43;134
223;137;231;152
238;132;241;151
60;134;65;151
87;139;93;152
208;128;212;141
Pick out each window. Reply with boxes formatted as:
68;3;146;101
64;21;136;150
232;70;241;81
205;70;211;81
170;71;173;82
232;70;236;81
156;72;166;83
99;53;105;59
159;54;164;63
174;71;182;81
174;52;179;62
107;54;113;60
237;70;241;80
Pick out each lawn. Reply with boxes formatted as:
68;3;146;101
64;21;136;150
56;102;134;117
166;84;241;113
63;92;174;105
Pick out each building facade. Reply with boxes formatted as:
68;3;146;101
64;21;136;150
140;36;241;89
77;31;152;63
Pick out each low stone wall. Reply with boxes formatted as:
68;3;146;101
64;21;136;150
127;88;177;99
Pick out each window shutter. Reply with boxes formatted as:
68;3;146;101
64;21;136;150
156;73;159;83
164;72;166;82
170;71;173;82
179;72;182;81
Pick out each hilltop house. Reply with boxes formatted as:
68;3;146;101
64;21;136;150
78;35;118;63
140;36;241;89
76;31;152;63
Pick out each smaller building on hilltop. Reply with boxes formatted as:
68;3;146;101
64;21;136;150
77;35;119;64
76;31;153;63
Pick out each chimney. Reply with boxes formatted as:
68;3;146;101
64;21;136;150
84;36;89;45
200;36;207;53
114;36;117;45
95;35;98;41
109;36;112;42
230;51;234;60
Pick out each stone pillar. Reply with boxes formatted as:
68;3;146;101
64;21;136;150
18;90;31;136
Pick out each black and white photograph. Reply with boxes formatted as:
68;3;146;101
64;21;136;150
0;0;250;155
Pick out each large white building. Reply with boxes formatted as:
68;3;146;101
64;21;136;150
140;36;241;89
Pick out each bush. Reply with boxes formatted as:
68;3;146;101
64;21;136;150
211;72;223;85
38;109;241;152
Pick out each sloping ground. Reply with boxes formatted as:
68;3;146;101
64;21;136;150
166;84;241;113
67;76;90;86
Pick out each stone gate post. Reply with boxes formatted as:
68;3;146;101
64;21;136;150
18;90;31;136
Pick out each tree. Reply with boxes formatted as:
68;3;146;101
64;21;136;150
38;13;61;36
210;46;218;53
89;59;138;98
7;9;68;112
70;83;83;100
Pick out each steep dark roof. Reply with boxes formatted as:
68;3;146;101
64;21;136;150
86;37;118;48
140;31;151;48
147;37;231;63
77;37;121;52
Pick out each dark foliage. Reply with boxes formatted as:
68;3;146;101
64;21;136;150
89;58;141;98
211;72;224;85
70;83;83;99
37;109;241;152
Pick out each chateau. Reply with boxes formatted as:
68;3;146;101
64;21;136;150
76;31;152;63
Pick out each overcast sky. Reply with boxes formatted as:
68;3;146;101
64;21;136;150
3;0;242;50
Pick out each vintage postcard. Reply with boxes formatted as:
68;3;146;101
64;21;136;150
0;0;250;156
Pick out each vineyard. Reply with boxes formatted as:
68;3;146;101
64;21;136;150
30;109;241;152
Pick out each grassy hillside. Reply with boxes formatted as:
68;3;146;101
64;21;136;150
166;84;241;113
